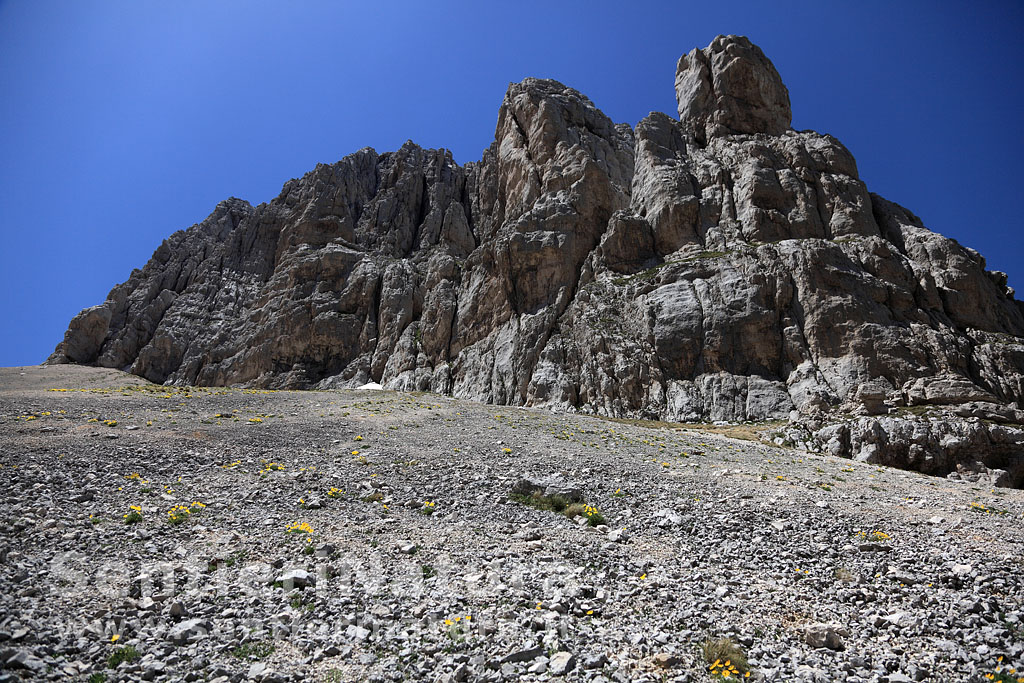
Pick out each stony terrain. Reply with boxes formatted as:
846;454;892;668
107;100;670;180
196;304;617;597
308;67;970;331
45;35;1024;484
2;365;1022;682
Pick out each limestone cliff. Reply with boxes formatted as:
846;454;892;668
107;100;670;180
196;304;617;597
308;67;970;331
50;36;1024;484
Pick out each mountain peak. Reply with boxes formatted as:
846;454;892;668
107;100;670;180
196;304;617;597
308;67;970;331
48;37;1024;486
676;34;792;141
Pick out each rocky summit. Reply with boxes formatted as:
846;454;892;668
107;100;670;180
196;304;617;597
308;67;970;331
48;36;1024;486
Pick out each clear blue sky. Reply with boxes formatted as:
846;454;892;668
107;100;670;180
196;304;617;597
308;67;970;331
1;1;1022;367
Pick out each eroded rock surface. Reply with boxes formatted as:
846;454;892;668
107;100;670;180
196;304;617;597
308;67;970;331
49;35;1024;483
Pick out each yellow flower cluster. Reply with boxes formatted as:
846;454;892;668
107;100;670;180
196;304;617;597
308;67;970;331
286;521;314;535
220;460;242;469
167;501;205;524
123;505;143;524
259;462;284;475
709;659;749;679
327;487;343;498
103;419;117;427
443;615;471;626
984;655;1023;681
855;530;890;541
248;417;263;423
167;505;192;523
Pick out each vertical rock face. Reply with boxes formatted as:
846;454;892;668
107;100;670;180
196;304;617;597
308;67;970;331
50;35;1024;484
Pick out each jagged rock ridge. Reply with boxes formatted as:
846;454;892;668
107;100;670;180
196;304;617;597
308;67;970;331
50;35;1024;485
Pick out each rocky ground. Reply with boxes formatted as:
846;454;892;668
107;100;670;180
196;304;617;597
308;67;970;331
1;365;1022;683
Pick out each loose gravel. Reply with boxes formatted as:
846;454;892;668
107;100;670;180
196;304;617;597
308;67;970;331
1;365;1022;683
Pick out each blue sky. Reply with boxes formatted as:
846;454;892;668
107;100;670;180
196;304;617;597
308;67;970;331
1;1;1022;367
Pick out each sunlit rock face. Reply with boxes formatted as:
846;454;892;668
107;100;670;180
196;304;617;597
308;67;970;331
50;35;1024;485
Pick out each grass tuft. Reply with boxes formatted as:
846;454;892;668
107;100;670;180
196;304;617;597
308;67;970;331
701;637;748;680
510;491;571;513
511;490;607;526
107;645;140;668
232;641;275;661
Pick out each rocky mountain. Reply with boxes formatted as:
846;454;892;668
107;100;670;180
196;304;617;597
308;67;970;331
49;36;1024;485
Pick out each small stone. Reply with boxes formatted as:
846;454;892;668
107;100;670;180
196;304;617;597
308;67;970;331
654;509;684;527
4;650;47;672
514;528;542;541
142;660;166;681
275;569;313;589
883;611;915;628
346;625;370;642
803;623;846;650
500;646;544;664
652;653;679;668
607;528;629;542
885;674;914;683
549;652;576;675
167;619;209;645
857;542;891;553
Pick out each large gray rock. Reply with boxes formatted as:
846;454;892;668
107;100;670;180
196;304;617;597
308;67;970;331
48;36;1024;485
53;304;111;364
